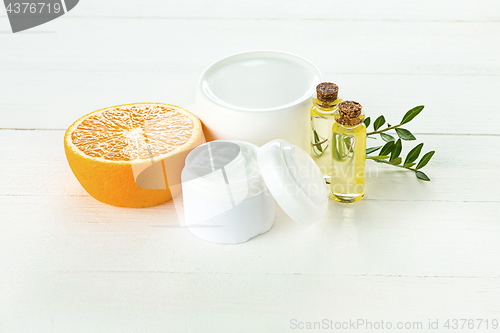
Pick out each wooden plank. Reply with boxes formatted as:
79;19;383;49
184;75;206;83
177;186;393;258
1;195;499;278
1;270;499;332
3;0;499;21
0;130;498;202
1;71;498;134
1;18;499;76
0;71;200;130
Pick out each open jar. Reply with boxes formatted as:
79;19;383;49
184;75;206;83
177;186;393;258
195;51;322;152
181;139;329;244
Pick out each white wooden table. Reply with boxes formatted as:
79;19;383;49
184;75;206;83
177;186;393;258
1;1;500;332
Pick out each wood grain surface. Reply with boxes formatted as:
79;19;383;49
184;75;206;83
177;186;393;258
1;0;499;332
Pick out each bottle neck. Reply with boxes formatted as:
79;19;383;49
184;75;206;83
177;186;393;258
334;109;365;128
312;93;343;115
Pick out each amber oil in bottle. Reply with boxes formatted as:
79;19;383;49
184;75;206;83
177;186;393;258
311;82;342;183
330;101;366;203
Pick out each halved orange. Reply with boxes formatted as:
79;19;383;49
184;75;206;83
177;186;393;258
64;103;204;208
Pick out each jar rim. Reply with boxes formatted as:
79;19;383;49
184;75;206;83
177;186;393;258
198;50;322;112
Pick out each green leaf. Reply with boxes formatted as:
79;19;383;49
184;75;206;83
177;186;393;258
416;151;435;170
402;162;416;168
313;130;323;153
366;146;382;155
415;170;430;181
389;157;402;165
379;141;395;156
390;139;402;161
395;128;416;141
373;115;385;131
363;117;371;128
404;143;424;165
401;105;425;125
380;133;395;142
367;155;390;160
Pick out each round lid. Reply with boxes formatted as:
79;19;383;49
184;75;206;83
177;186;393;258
257;139;329;225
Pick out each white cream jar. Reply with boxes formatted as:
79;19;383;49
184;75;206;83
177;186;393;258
181;139;328;244
181;140;275;244
195;51;322;152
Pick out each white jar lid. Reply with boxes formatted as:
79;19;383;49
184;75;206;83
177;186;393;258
258;139;328;225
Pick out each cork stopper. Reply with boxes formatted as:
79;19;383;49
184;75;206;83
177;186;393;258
316;82;339;103
336;100;364;126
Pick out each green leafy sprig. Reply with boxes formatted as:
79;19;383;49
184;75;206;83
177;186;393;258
364;105;435;181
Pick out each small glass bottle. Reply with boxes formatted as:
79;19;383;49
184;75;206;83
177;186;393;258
330;101;366;203
311;82;342;183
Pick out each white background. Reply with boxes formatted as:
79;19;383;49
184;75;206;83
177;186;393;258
1;0;500;332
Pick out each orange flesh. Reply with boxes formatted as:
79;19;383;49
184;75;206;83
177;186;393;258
71;104;195;161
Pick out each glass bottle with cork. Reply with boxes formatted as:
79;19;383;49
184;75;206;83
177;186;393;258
311;82;342;183
330;100;366;203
